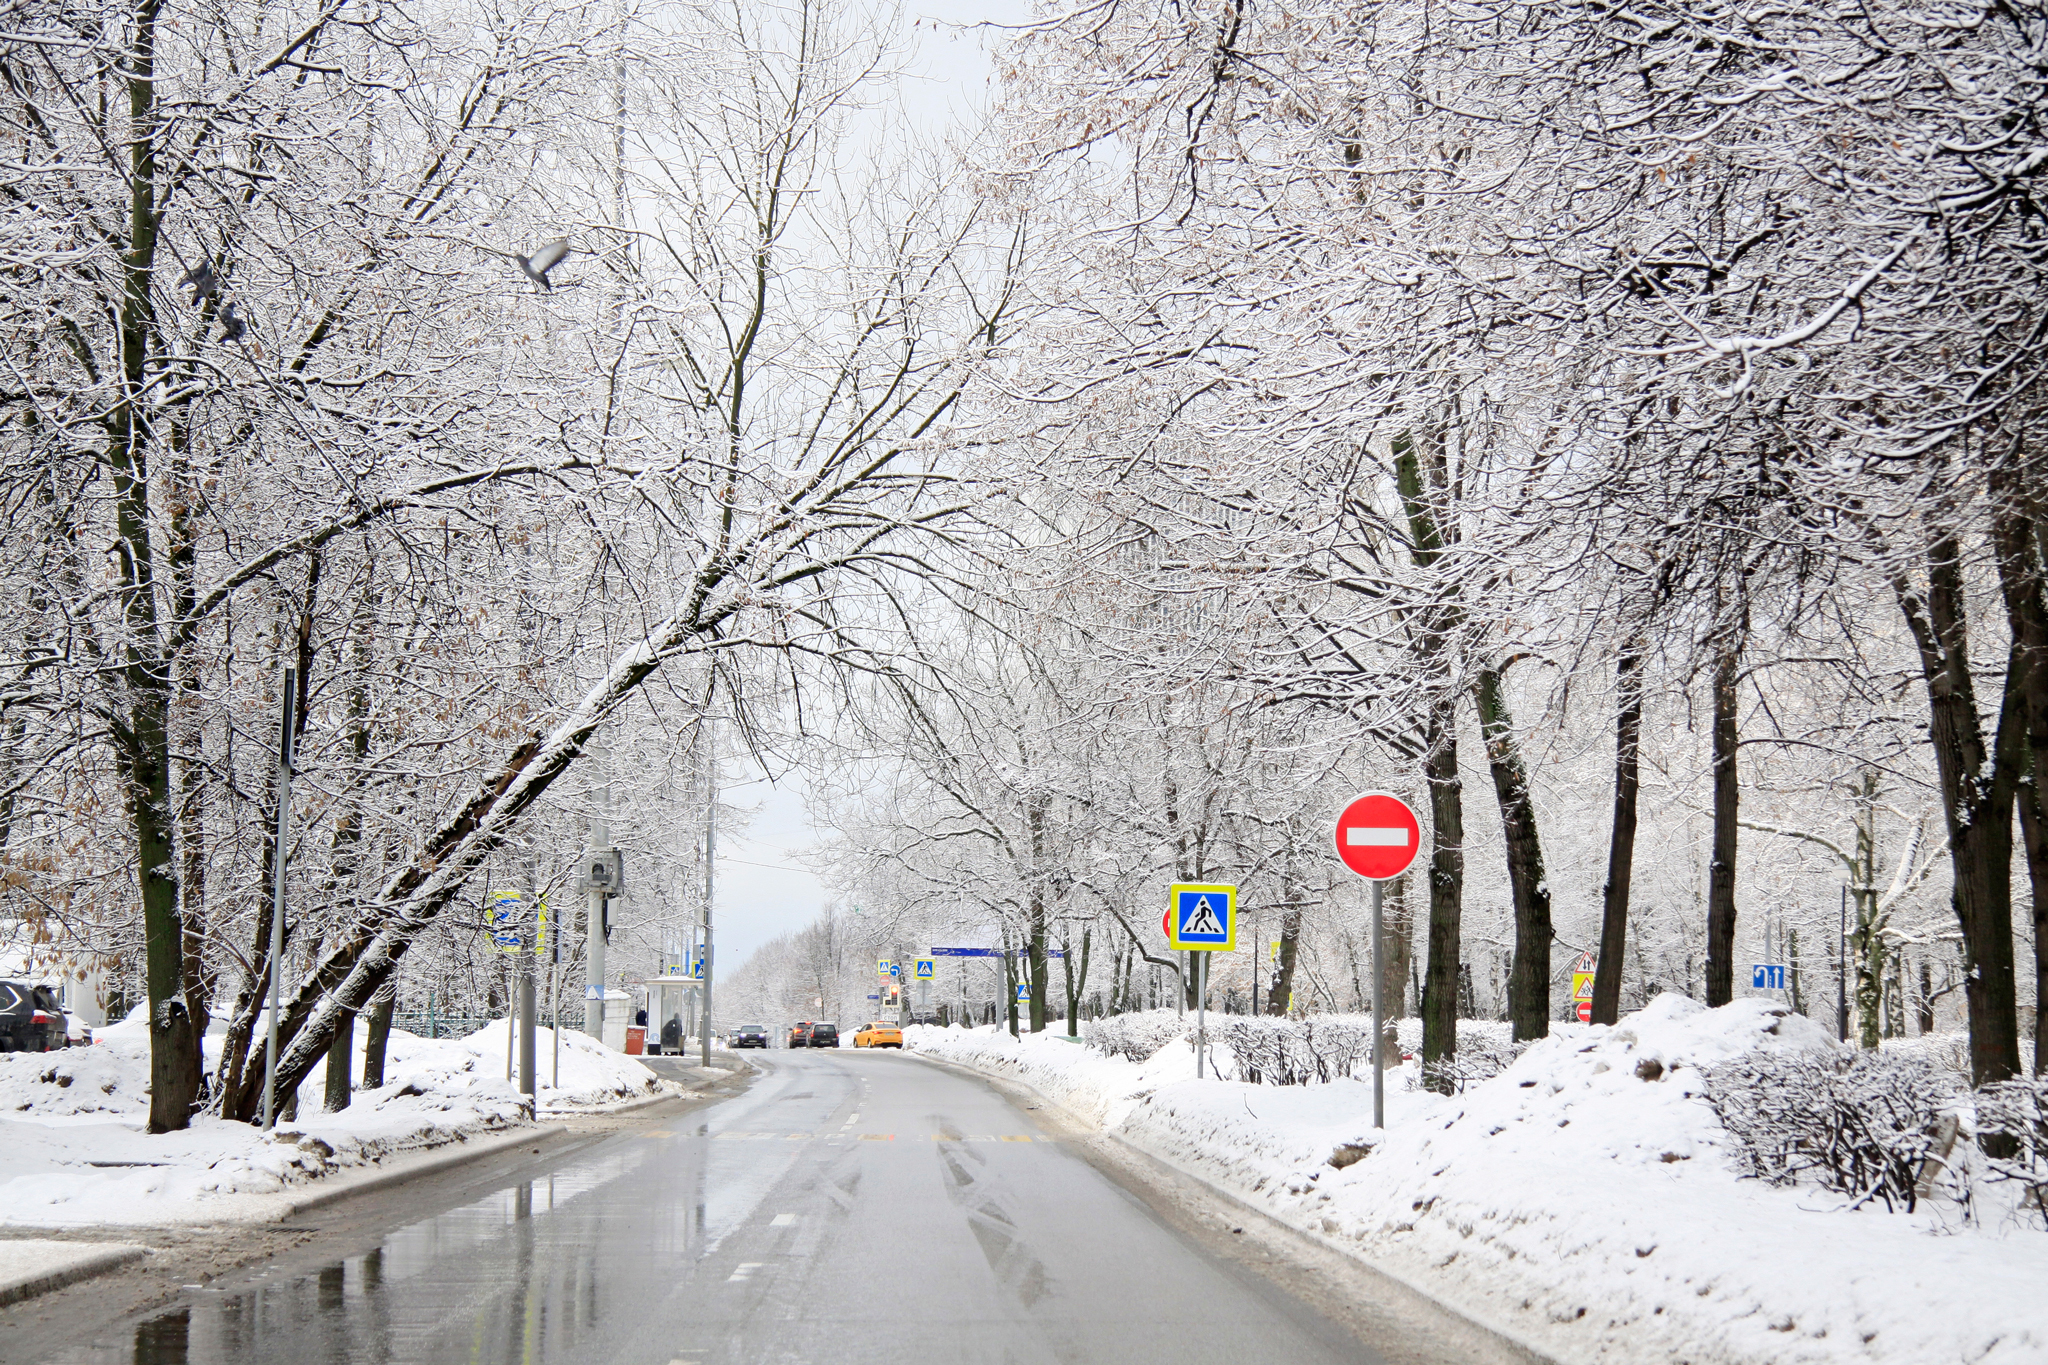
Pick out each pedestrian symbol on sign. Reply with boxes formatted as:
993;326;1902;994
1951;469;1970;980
1167;883;1236;950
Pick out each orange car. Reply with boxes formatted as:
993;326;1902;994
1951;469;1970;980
853;1020;903;1048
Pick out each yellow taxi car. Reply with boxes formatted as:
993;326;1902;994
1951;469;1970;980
853;1020;903;1049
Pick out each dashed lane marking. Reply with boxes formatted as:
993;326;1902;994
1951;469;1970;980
771;1213;797;1227
727;1262;764;1282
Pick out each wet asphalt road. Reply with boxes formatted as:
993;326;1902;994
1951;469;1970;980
42;1049;1384;1365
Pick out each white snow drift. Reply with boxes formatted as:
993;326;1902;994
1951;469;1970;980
0;1013;664;1227
909;997;2047;1365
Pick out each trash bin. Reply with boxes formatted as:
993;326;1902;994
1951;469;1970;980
625;1026;646;1056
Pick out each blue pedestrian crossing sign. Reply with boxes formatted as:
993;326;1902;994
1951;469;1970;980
1168;883;1237;951
1015;982;1031;1002
914;958;935;980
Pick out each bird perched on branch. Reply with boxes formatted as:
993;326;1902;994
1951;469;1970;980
514;238;572;291
218;302;247;342
176;261;218;304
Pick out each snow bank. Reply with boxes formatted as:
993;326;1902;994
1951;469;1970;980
0;1016;664;1226
909;1000;2048;1365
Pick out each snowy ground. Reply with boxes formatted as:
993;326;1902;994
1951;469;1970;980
0;1012;665;1228
908;998;2048;1365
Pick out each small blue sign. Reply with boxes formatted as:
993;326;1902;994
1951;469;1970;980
1171;883;1235;950
866;993;879;1000
1015;983;1031;1002
1752;963;1787;990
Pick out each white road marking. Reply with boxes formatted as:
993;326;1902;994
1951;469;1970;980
771;1213;797;1227
1346;826;1409;846
727;1262;764;1282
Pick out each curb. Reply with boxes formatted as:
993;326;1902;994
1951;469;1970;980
278;1123;568;1221
0;1243;150;1309
537;1088;677;1120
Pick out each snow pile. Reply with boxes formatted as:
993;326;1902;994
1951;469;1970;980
910;998;2048;1365
0;1015;665;1226
0;1035;155;1116
298;1018;665;1113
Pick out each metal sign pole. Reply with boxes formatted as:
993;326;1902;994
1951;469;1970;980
262;667;297;1130
1196;952;1208;1079
700;713;716;1068
1371;878;1385;1131
551;900;562;1088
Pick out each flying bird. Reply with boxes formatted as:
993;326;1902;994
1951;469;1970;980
514;239;572;291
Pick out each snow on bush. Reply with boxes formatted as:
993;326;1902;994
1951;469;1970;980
1977;1076;2048;1229
1084;1010;1187;1062
1705;1048;1964;1212
1220;1015;1375;1085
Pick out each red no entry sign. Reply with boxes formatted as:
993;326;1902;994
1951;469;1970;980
1334;792;1421;880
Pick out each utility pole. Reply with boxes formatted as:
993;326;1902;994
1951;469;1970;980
262;667;298;1130
518;919;536;1099
550;880;562;1088
586;741;610;1041
700;712;716;1067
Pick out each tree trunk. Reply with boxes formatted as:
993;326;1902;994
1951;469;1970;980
324;1008;354;1112
1394;426;1467;1090
361;984;395;1090
1380;874;1414;1052
1592;643;1642;1026
1419;693;1465;1089
110;0;202;1132
1268;908;1303;1015
1477;664;1553;1041
1062;927;1090;1037
1705;636;1741;1008
1893;518;2024;1088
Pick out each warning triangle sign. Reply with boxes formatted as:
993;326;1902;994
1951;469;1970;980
1182;896;1224;936
1573;975;1595;1000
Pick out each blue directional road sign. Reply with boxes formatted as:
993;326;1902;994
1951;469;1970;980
1752;963;1787;990
1168;883;1237;951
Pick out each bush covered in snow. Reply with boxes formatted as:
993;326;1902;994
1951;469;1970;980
1085;1010;1188;1062
1418;1033;1529;1094
1090;1010;1528;1087
1220;1015;1376;1084
1705;1048;1964;1212
1977;1076;2048;1228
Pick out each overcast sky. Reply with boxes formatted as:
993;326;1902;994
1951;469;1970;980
712;0;1029;975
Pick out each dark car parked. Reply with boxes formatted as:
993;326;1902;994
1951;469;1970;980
0;980;68;1053
807;1021;840;1049
732;1024;768;1049
787;1021;812;1049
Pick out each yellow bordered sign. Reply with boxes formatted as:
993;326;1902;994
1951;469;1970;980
1167;883;1237;951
